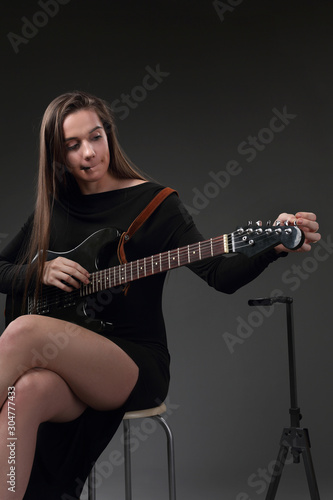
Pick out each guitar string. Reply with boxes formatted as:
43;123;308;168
30;231;283;310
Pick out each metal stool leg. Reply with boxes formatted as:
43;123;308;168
123;415;176;500
123;419;132;500
153;415;176;500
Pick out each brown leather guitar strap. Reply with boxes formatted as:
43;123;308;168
117;187;177;293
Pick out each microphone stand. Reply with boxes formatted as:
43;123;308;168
248;296;320;499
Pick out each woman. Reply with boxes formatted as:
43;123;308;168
0;91;320;499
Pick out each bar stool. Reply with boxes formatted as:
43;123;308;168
87;402;176;500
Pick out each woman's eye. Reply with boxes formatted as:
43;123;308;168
67;143;79;151
92;135;102;141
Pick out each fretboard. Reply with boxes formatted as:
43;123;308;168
80;233;230;296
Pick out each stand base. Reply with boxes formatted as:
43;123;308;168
265;427;320;500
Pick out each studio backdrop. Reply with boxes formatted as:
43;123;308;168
1;1;332;498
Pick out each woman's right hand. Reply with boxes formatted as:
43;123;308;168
42;257;90;292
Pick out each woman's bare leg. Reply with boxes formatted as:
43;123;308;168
0;368;87;500
0;315;139;410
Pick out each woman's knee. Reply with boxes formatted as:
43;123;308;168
13;369;86;423
1;315;39;348
14;369;52;404
1;316;61;370
12;369;63;421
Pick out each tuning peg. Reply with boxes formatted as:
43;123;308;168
256;220;262;227
266;220;271;226
247;220;253;226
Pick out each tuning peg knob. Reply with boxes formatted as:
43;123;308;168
256;220;262;227
247;220;253;226
266;220;271;226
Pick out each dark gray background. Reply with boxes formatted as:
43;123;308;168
1;1;332;498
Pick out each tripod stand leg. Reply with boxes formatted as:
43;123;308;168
265;441;289;500
303;449;321;500
301;430;320;500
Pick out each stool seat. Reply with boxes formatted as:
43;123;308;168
123;403;167;420
87;402;176;500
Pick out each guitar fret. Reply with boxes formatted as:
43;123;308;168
137;259;142;279
199;241;202;260
168;250;174;268
159;253;162;272
188;243;198;263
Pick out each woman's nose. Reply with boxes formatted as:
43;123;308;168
83;141;96;159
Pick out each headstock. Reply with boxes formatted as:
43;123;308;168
232;221;304;257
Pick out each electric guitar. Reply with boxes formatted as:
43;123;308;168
7;223;304;332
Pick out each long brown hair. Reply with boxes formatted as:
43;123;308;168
25;90;147;302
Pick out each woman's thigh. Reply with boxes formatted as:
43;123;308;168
2;315;139;411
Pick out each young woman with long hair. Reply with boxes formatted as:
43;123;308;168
0;91;320;499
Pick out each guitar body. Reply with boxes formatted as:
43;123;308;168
44;227;121;277
6;227;122;332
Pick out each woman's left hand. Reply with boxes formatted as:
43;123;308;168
274;211;321;253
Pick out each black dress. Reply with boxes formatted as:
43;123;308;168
0;182;283;499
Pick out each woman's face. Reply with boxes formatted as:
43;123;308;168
62;108;111;194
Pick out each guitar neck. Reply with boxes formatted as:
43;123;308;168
81;234;230;296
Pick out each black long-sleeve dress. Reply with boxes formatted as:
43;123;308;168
0;182;283;499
